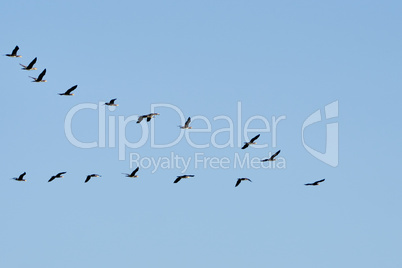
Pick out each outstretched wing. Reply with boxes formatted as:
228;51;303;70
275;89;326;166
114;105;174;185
12;46;19;56
56;172;67;177
85;175;91;183
65;85;77;95
137;116;144;123
241;143;249;149
271;150;281;159
174;177;181;183
250;134;260;143
18;172;26;180
184;117;191;128
147;117;152;122
27;57;37;69
48;176;56;182
110;98;117;104
315;179;325;184
37;69;46;80
235;179;241;187
131;167;139;176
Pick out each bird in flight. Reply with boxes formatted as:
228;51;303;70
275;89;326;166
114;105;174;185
13;172;27;181
48;172;67;183
241;134;260;149
5;46;21;57
304;179;325;186
179;117;192;129
235;178;252;187
20;57;37;70
122;167;139;178
261;150;281;162
59;85;77;96
174;175;195;183
137;113;160;123
105;98;118;106
85;174;101;183
29;69;47;82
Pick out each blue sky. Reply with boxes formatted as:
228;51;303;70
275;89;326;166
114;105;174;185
1;1;401;267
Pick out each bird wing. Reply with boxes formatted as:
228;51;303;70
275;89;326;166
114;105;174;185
85;176;91;183
131;167;139;176
65;85;77;94
241;143;249;149
147;117;152;122
19;63;27;68
48;176;56;182
174;178;181;183
38;69;46;80
271;150;281;159
12;46;19;55
315;179;325;184
235;179;241;187
184;117;191;127
250;134;260;143
19;172;26;180
56;172;66;177
27;57;37;69
137;116;144;123
110;98;117;104
304;183;313;186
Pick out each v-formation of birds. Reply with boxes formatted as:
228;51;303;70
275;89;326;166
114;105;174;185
5;45;325;187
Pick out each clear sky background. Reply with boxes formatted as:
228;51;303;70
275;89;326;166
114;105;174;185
1;1;401;267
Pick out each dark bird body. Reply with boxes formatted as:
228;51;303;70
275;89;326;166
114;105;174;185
5;46;21;57
105;98;118;106
59;85;77;96
122;167;139;178
235;178;252;187
241;134;260;149
85;174;101;183
261;150;281;162
48;172;66;182
20;57;37;70
180;117;192;129
305;179;325;186
13;172;27;181
137;113;159;123
174;175;194;183
30;69;47;82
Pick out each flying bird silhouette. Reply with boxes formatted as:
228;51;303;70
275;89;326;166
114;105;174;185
179;117;192;129
174;175;195;183
235;178;252;187
48;172;66;182
85;174;101;183
13;172;27;181
241;134;260;149
261;150;281;162
5;46;21;57
29;69;47;82
105;98;118;106
122;167;139;178
304;179;325;186
137;113;159;123
59;85;77;96
20;57;37;70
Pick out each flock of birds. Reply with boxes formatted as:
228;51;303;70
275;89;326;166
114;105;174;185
5;45;325;188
